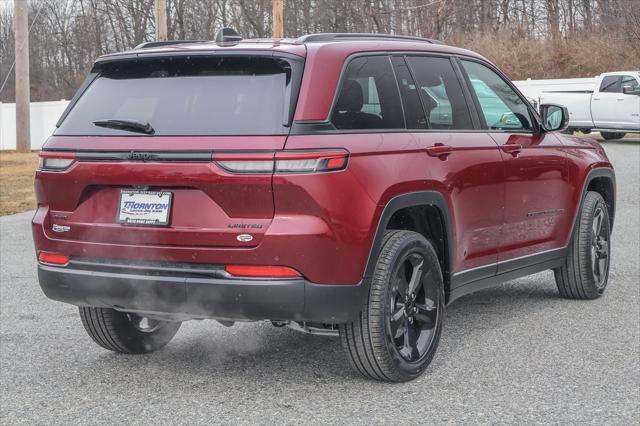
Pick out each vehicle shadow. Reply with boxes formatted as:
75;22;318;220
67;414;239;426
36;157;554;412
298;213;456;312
90;272;565;384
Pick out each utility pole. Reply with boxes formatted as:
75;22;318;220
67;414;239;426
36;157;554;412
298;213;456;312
272;0;284;38
14;0;30;152
154;0;167;41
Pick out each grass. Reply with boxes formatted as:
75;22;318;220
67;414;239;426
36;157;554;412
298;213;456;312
0;151;38;216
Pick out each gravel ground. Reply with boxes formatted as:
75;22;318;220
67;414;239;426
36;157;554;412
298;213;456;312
1;140;638;424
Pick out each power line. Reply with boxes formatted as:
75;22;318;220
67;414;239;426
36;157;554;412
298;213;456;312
0;0;45;96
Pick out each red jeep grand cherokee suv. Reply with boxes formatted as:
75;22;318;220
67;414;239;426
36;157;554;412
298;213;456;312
34;31;615;382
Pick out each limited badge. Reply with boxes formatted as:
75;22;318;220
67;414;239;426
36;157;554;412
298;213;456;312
52;224;71;233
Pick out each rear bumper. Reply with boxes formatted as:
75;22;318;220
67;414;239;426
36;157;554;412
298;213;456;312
37;263;366;324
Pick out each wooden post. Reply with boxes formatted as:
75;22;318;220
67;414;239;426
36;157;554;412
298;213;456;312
14;0;30;152
272;0;284;38
155;0;167;41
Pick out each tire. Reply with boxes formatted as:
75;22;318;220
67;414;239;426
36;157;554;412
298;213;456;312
554;191;611;299
580;129;592;135
600;132;625;140
79;307;181;354
340;230;444;382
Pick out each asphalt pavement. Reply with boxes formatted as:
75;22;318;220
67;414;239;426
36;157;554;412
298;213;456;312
1;140;638;424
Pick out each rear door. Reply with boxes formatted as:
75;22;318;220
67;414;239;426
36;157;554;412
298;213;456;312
402;55;504;277
39;54;302;248
459;59;572;269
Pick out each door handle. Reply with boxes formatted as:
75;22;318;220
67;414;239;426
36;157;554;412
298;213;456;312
501;143;523;156
426;144;453;158
593;98;600;101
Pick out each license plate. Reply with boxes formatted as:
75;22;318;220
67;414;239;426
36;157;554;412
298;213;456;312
117;190;172;226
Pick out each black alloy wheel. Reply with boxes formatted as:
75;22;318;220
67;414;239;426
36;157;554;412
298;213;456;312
340;230;444;382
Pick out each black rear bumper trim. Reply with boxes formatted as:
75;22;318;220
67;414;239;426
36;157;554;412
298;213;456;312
38;264;366;324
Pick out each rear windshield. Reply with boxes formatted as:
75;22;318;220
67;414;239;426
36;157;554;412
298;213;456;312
56;55;301;136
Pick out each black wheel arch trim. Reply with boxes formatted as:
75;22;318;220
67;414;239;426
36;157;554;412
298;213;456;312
362;191;454;287
573;167;616;233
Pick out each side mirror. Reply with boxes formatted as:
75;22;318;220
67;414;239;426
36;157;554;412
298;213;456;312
540;103;569;132
622;85;640;95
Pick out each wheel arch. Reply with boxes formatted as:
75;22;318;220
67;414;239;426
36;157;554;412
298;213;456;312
363;191;454;300
580;168;616;231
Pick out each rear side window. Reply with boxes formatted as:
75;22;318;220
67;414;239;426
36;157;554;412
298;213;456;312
599;76;621;93
56;56;300;136
331;56;404;130
391;56;428;129
407;56;473;130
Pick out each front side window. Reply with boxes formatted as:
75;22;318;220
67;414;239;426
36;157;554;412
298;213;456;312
331;56;404;130
56;56;299;136
621;75;640;92
462;60;534;131
407;56;473;130
599;76;621;93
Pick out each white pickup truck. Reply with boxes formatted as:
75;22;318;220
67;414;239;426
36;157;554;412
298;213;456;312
538;71;640;140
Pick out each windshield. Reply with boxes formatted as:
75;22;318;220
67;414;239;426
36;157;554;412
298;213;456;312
56;55;301;136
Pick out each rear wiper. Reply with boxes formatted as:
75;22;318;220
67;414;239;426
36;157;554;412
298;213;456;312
93;119;155;135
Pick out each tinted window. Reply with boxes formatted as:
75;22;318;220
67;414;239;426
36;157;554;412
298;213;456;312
462;60;533;131
407;56;473;130
56;56;299;136
331;56;404;130
599;76;621;93
621;75;640;91
391;57;428;129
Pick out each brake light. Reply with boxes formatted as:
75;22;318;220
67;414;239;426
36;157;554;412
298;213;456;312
38;251;70;266
225;265;301;278
212;150;348;174
38;152;76;171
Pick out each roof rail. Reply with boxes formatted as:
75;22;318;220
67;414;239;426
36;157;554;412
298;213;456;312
296;33;445;45
134;40;207;49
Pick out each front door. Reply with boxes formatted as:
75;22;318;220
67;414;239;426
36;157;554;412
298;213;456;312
592;74;640;130
459;59;572;271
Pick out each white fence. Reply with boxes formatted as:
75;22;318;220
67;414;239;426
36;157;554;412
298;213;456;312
0;100;69;150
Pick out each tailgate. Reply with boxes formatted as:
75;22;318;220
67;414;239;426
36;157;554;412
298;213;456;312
36;136;285;248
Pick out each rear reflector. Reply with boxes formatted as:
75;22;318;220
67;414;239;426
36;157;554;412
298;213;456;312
225;265;301;278
38;251;70;266
212;150;348;174
38;152;76;171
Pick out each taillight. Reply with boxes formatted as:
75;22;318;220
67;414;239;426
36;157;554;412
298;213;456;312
38;251;70;266
212;150;348;174
275;150;348;173
212;152;274;174
225;265;301;278
38;151;76;171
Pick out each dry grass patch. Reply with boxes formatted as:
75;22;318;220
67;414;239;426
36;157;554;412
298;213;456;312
0;151;38;216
